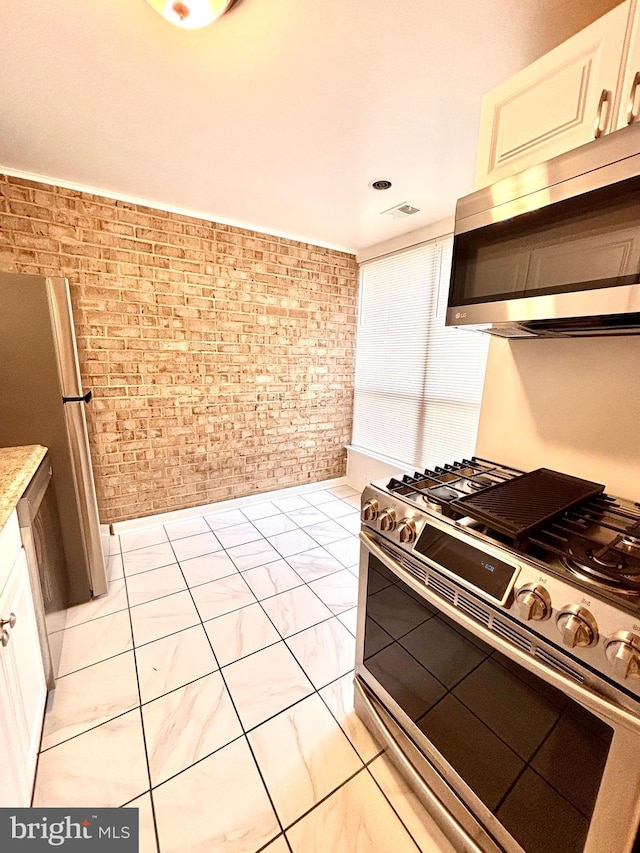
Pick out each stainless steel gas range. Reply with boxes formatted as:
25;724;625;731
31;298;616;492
354;457;640;853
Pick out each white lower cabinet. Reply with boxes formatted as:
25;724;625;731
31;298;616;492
0;545;46;806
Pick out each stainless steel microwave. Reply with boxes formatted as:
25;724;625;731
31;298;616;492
447;122;640;338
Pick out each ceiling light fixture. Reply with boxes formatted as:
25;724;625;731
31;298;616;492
146;0;239;30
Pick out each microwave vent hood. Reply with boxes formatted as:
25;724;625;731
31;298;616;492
446;123;640;339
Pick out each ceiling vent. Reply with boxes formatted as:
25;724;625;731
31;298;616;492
381;201;421;219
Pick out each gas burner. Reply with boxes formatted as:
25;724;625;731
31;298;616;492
473;474;497;486
421;485;464;518
560;558;636;593
450;477;485;494
560;541;640;595
419;493;443;513
590;547;626;569
621;535;640;556
428;485;464;502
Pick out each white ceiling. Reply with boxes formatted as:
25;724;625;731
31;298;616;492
0;0;617;252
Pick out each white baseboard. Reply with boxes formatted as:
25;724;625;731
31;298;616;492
111;476;350;534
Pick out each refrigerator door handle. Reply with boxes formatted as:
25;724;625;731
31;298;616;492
46;277;84;398
62;390;92;404
63;400;108;597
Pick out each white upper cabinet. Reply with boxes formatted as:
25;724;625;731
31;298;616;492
475;1;634;189
617;5;640;126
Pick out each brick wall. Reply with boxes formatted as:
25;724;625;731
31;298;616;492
0;175;358;523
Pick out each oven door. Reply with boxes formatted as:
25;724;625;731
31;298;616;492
355;531;640;853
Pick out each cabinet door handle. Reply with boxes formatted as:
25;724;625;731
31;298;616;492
0;629;9;648
594;88;610;138
0;613;16;630
627;71;640;125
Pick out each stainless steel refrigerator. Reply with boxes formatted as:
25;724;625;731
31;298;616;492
0;273;108;605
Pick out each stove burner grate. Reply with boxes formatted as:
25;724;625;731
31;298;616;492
378;456;640;599
559;556;640;594
531;521;640;594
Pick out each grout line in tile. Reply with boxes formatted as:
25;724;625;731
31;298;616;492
279;764;370;835
127;620;209;654
364;761;424;852
233;549;299;573
254;832;293;853
266;541;312;563
203;508;264;538
286;570;350;627
214;608;334;658
38;496;361;845
201;626;281;669
180;570;240;590
120;789;152;807
241;739;287;843
241;687;318;737
119;539;170;556
165;536;289;844
161;518;212;539
121;559;180;579
49;602;129;634
314;671;376;767
138;667;220;708
237;503;358;557
303;523;357;549
55;645;136;680
165;545;224;563
38;700;142;755
31;688;51;805
146;731;246;793
363;748;386;767
233;554;285;574
202;517;357;680
282;541;353;572
122;559;162;853
189;594;260;627
127;586;190;610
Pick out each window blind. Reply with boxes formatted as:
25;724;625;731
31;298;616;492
352;237;489;469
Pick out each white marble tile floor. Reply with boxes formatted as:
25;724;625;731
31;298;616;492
33;482;454;853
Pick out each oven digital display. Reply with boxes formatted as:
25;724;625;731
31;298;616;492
414;524;516;600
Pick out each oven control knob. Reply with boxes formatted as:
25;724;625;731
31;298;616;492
362;499;379;522
378;508;397;532
515;585;551;621
556;606;598;648
604;632;640;679
397;518;416;544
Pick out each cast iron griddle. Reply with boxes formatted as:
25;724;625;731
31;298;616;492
450;468;604;543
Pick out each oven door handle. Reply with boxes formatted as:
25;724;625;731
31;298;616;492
360;531;640;733
354;678;492;853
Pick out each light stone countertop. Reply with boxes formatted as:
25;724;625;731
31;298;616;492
0;445;48;533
